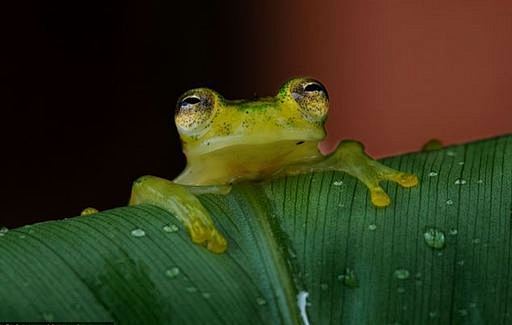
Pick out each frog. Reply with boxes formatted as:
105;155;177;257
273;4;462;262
128;77;419;254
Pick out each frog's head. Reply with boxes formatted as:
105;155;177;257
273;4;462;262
174;77;329;156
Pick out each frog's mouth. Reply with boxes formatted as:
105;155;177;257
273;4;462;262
184;129;325;156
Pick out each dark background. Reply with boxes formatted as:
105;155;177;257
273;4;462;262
3;1;512;228
3;1;266;226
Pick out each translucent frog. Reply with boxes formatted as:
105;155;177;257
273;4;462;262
129;77;418;253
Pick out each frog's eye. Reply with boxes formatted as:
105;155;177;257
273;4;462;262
175;89;215;133
290;79;329;122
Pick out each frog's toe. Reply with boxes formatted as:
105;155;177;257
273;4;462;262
392;172;419;188
370;187;391;207
189;220;228;254
80;207;99;216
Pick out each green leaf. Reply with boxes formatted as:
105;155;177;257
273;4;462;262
1;135;511;324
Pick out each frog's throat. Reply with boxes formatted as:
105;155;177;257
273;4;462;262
182;129;325;157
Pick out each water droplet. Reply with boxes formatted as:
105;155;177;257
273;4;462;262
458;309;468;316
397;287;406;294
454;179;467;185
428;171;438;177
477;179;484;184
0;227;9;236
42;312;54;322
320;283;328;290
165;267;180;278
393;269;410;280
472;238;481;244
446;199;454;205
449;228;458;235
341;268;359;288
18;234;26;239
368;224;377;231
446;151;456;157
130;228;146;237
423;227;446;249
297;291;311;325
163;224;179;233
202;292;211;299
428;311;438;319
458;161;465;165
256;297;267;305
333;180;344;186
457;260;465;266
186;286;198;293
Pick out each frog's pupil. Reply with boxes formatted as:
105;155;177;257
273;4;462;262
304;83;324;93
183;96;201;105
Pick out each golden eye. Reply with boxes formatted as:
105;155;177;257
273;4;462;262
290;78;329;122
175;89;215;132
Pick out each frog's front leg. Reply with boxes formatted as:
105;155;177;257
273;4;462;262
283;140;418;207
129;175;229;253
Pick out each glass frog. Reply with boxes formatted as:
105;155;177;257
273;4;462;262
128;77;418;253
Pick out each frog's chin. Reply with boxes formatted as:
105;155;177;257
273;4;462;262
185;131;325;156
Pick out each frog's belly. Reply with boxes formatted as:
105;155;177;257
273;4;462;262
175;141;322;185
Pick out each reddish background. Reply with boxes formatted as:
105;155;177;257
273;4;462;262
3;1;512;225
246;0;512;157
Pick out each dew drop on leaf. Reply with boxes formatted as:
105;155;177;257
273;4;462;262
428;171;438;177
423;227;446;249
446;199;454;205
165;267;180;278
256;297;267;305
163;224;179;233
340;268;359;288
42;313;54;322
458;309;468;316
130;228;146;237
0;227;8;236
454;179;467;185
393;269;410;280
368;224;377;231
429;311;439;319
186;286;198;293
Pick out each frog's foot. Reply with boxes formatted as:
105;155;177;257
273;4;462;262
80;207;99;216
129;175;228;253
336;140;419;207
